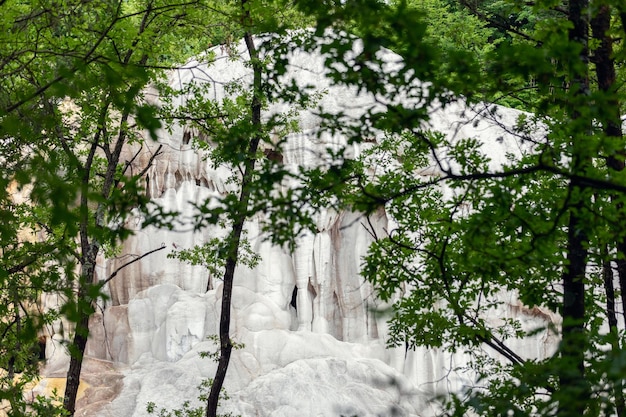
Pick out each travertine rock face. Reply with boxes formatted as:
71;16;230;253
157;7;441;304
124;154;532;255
42;35;558;417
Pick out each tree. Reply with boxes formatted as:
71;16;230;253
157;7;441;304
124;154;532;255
0;184;71;416
5;0;626;416
292;0;626;415
0;1;215;415
2;1;312;415
160;2;313;414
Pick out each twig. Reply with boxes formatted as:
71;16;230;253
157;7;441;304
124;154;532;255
102;244;166;285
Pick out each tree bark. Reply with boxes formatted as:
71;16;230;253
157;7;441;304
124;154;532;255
591;5;626;414
560;203;588;416
206;12;262;417
63;105;102;415
603;256;625;415
558;0;590;415
62;304;91;414
61;7;153;411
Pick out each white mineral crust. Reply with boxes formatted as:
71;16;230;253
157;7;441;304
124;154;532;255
40;33;557;417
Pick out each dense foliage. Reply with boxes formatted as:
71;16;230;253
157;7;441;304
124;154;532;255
1;1;308;416
295;0;626;416
0;0;218;414
2;0;626;416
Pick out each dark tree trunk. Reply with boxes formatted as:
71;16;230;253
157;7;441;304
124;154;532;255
560;206;588;416
591;5;626;414
558;0;590;415
602;256;625;415
61;31;151;411
205;237;237;417
63;113;101;415
590;3;622;169
206;16;262;417
62;309;91;414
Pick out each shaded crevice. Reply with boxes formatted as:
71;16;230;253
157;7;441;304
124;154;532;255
38;336;46;361
308;281;317;302
182;130;191;145
332;291;343;341
290;286;297;310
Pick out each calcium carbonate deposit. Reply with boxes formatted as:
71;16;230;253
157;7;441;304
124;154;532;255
38;33;558;417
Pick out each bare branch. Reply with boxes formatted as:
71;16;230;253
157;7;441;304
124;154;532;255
138;144;164;178
102;244;166;285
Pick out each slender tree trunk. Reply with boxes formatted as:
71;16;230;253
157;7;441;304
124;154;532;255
589;1;626;314
7;289;20;381
62;84;139;417
558;1;590;415
590;5;621;151
63;233;100;414
603;258;619;332
61;42;151;414
560;202;589;416
62;301;91;414
206;17;262;417
602;256;625;415
591;6;626;414
63;108;102;415
6;290;21;412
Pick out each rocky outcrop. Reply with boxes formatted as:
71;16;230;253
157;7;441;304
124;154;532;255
40;34;558;416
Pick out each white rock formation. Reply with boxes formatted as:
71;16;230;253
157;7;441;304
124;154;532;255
41;33;558;417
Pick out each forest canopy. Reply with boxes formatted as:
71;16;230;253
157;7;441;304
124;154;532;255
1;0;626;416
